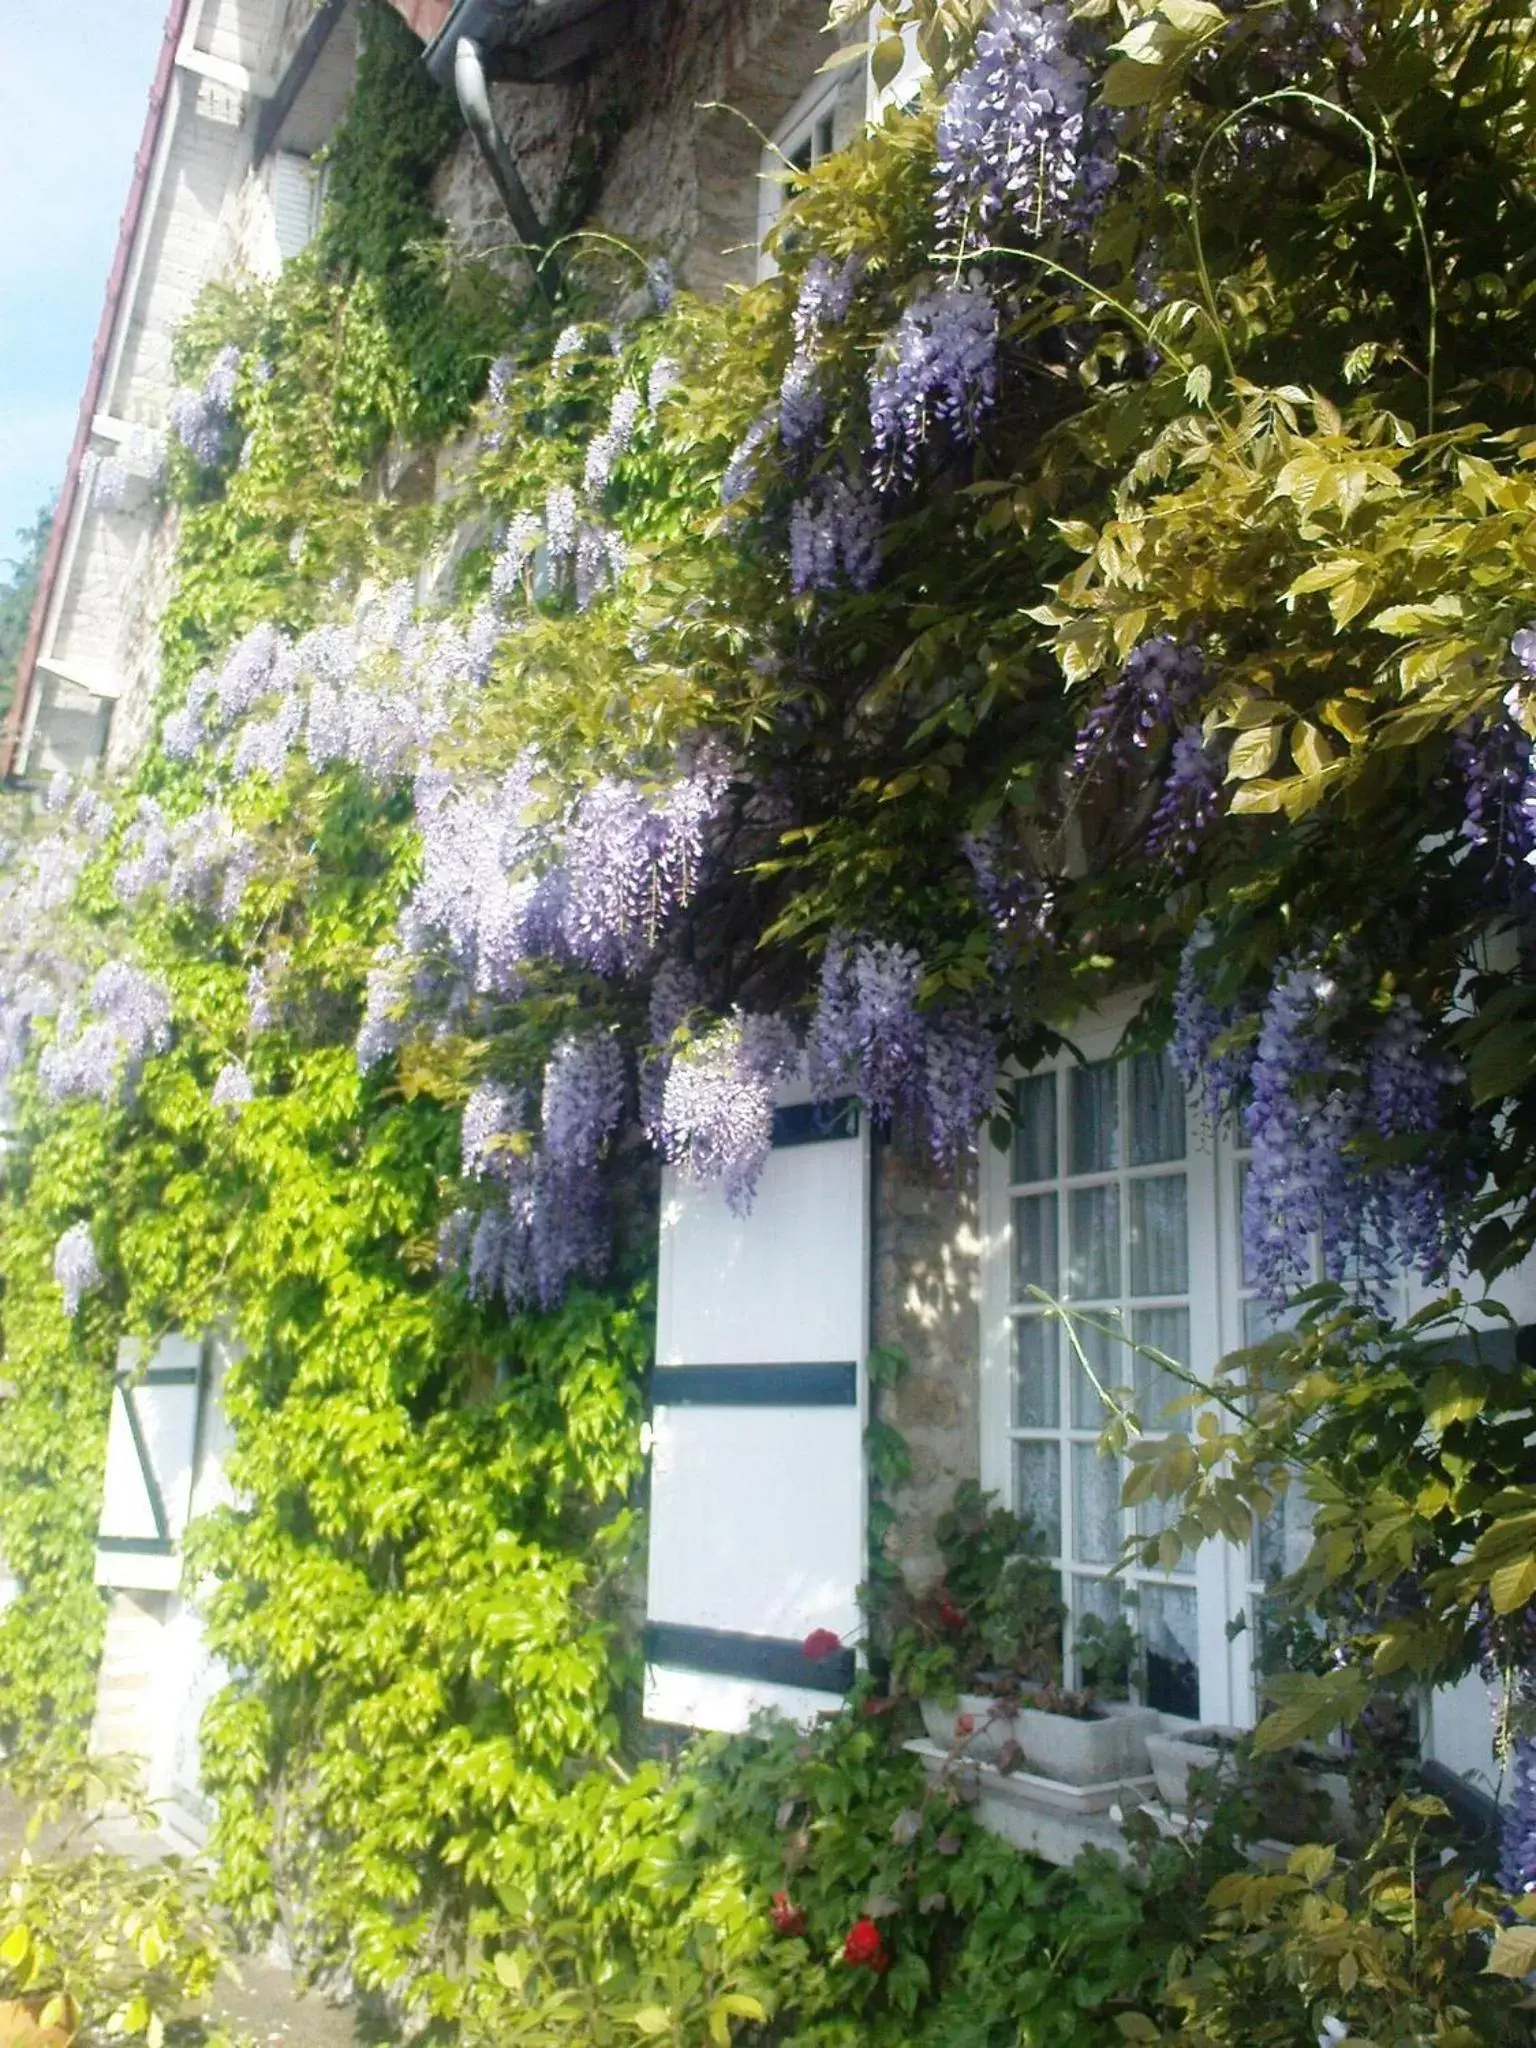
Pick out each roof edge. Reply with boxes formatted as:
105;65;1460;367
1;0;196;781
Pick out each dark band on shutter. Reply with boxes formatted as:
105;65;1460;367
770;1097;859;1148
95;1536;176;1559
652;1363;857;1407
645;1621;855;1693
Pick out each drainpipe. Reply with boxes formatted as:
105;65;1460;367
452;36;560;302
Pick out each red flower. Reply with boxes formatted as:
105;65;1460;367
954;1711;975;1736
937;1594;968;1633
770;1890;806;1937
842;1917;890;1972
802;1628;842;1661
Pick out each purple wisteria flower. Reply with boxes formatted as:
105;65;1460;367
54;1222;103;1320
114;799;174;903
1145;727;1225;869
574;524;626;610
789;471;882;593
1171;929;1249;1122
546;485;578;563
961;827;1054;947
542;1032;625;1168
660;1011;799;1213
584;386;642;496
721;412;774;507
40;962;172;1107
793;253;863;349
935;0;1117;241
1453;717;1536;877
168;344;242;468
356;949;411;1072
647;357;681;413
1512;625;1536;678
1071;636;1206;778
1500;1735;1536;1895
1362;995;1459;1280
641;958;704;1142
779;352;824;450
211;1059;254;1115
646;257;675;314
461;1081;523;1178
491;512;543;604
92;455;130;512
1240;963;1352;1302
869;283;998;491
213;621;284;729
810;934;997;1162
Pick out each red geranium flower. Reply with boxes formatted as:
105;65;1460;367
937;1594;968;1633
842;1917;890;1972
802;1628;842;1661
770;1890;806;1937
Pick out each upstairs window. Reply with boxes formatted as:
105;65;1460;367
757;72;848;278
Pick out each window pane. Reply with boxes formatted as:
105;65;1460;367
1013;1441;1061;1556
1069;1062;1119;1175
1073;1573;1122;1630
1129;1173;1187;1296
1013;1315;1059;1429
1071;1443;1121;1567
1070;1310;1125;1429
1133;1306;1188;1429
1130;1050;1186;1166
1012;1071;1057;1184
1013;1193;1058;1298
1142;1583;1200;1718
1068;1184;1120;1300
1255;1476;1315;1586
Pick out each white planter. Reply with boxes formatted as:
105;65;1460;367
921;1691;1156;1785
1146;1726;1242;1811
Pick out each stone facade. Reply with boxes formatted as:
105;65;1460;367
432;0;868;293
872;1142;983;1592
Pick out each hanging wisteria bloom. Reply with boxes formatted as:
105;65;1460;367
1512;625;1536;678
1145;727;1225;869
461;1081;524;1178
647;356;681;412
54;1222;103;1320
491;512;544;604
934;0;1117;241
211;1059;254;1115
1452;716;1536;879
1362;996;1461;1280
1071;636;1206;778
1500;1735;1536;1895
789;472;882;593
869;283;998;491
660;1011;798;1213
168;344;242;468
545;485;578;563
961;827;1054;948
810;934;927;1125
542;1033;625;1168
793;253;864;348
641;958;704;1142
40;962;173;1107
779;352;824;451
923;1015;998;1165
583;386;642;496
721;412;774;506
646;257;675;313
1171;929;1250;1122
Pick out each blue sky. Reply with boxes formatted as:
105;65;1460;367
0;3;168;566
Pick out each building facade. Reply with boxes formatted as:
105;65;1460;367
11;0;1517;1859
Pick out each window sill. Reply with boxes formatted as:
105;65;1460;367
905;1738;1146;1867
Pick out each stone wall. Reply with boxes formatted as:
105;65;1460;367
871;1141;982;1593
432;0;867;294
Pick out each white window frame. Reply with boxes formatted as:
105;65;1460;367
979;999;1254;1725
756;71;848;281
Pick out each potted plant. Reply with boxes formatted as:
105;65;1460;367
891;1485;1155;1784
1145;1724;1355;1842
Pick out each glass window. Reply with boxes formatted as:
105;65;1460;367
1002;1046;1201;1711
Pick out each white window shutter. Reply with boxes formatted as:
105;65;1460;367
272;151;319;264
95;1334;205;1592
644;1091;870;1734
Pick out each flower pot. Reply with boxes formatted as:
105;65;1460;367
920;1690;1034;1762
1096;1697;1163;1776
1011;1700;1141;1786
1146;1725;1242;1811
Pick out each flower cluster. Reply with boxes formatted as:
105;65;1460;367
660;1011;798;1213
961;827;1054;950
583;386;642;496
869;283;999;491
1238;970;1458;1303
935;0;1116;241
810;934;996;1162
789;472;882;593
1171;931;1248;1121
40;961;173;1108
1145;728;1225;869
211;1059;254;1114
1453;716;1536;879
1500;1735;1536;1895
53;1222;103;1320
1071;636;1206;779
168;343;242;468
